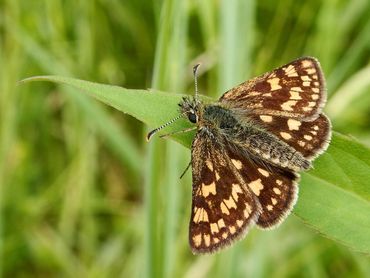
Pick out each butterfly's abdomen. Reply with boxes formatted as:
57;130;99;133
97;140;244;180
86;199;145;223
237;126;310;171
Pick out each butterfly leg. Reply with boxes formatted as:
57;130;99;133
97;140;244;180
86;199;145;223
159;126;197;139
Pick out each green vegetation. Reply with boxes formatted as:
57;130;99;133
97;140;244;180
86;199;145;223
1;1;370;277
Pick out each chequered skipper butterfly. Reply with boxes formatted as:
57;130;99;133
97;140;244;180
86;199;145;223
147;57;331;254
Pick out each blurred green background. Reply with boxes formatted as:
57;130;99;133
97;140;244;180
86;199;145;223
1;0;370;277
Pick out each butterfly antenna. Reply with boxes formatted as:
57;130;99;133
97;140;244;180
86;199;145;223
146;114;184;141
193;63;201;101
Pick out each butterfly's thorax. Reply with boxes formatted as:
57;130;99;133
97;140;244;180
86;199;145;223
200;104;310;171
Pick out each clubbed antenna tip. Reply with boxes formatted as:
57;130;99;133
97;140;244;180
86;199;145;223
193;63;201;76
193;63;201;100
146;129;157;141
146;114;183;141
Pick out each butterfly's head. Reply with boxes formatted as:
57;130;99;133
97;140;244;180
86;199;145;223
179;96;200;124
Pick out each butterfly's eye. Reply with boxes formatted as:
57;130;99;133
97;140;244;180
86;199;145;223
188;112;197;123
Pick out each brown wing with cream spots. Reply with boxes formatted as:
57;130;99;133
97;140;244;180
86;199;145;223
226;145;299;229
219;57;326;120
189;130;261;254
252;113;331;159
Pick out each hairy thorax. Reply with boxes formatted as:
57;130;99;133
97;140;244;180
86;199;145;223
201;105;310;171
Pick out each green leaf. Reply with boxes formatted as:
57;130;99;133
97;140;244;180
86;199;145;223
20;75;196;147
21;75;370;254
296;133;370;254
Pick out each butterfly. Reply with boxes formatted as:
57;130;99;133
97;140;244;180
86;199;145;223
147;57;331;254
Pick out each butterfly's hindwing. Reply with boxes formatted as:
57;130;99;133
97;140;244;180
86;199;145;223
220;57;326;119
252;113;331;159
189;130;260;254
226;144;299;229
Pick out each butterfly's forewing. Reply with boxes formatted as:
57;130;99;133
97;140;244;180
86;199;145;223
219;56;331;159
251;113;331;159
220;57;326;120
189;129;260;254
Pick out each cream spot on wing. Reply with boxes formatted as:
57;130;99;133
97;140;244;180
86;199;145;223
312;87;319;93
224;196;237;210
231;184;243;202
231;159;242;170
245;204;252;214
287;119;301;130
312;94;319;100
194;207;209;223
193;207;201;223
306;68;316;74
248;179;264;196
280;132;292;140
193;234;202;247
250;103;263;108
248;91;261;96
237;220;243;227
314;81;319;86
313;125;319;130
284;65;292;72
291;86;303;92
244;208;250;218
258;168;270;177
303;106;313;112
213;238;220;244
298;140;306;147
303;81;311;87
311;130;318;135
304;134;313;141
287;72;298;77
263;93;272;97
276;180;283;185
220;202;230;215
202;182;216;197
222;233;228;239
202;209;209;222
281;100;298;111
285;64;298;77
289;90;302;100
308;101;316;107
259;115;273;122
271;157;279;164
267;77;282;91
301;75;311;81
273;187;281;195
267;205;274;211
215;171;220;181
302;60;312;68
196;208;209;223
206;160;213;171
312;74;318;80
271;197;277;205
229;226;236;234
210;223;219;234
204;234;211;247
218;219;226;228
